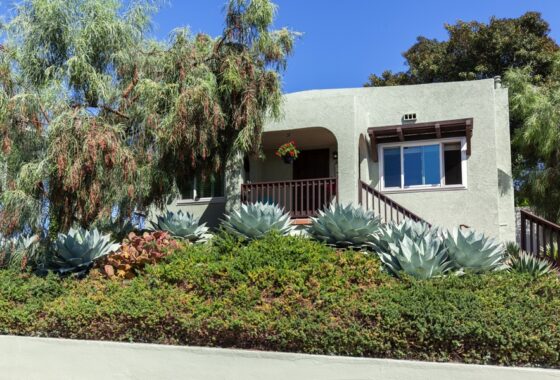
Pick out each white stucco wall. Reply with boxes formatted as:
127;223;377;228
174;78;515;241
359;79;515;241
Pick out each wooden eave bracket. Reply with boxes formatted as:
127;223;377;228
370;131;378;162
367;118;474;163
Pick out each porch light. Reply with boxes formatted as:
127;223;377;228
332;151;338;160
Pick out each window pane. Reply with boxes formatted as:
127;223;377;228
444;143;462;185
181;178;195;199
198;177;212;198
383;147;401;188
212;173;224;197
181;172;224;199
404;144;440;186
198;173;225;198
423;145;441;185
403;146;422;186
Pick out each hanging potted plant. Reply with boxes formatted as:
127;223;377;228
276;141;300;164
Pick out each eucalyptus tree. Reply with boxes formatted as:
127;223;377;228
0;0;295;235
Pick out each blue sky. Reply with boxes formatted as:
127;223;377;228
151;1;560;93
2;1;559;93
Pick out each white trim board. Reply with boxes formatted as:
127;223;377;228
378;136;468;192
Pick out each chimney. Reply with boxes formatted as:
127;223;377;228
494;75;502;89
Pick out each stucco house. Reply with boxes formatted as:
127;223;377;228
170;77;515;242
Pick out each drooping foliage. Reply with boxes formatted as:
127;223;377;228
0;0;295;235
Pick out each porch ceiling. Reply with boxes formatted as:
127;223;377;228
367;118;473;162
262;127;337;150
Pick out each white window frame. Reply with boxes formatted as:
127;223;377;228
177;176;226;205
379;137;468;192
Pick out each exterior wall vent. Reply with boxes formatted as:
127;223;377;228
403;113;417;121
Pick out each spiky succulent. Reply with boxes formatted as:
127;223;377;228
505;241;521;257
50;227;121;276
151;210;209;243
509;251;555;278
221;202;294;240
445;227;505;273
369;219;432;253
377;233;452;279
307;202;381;249
94;215;139;241
0;234;40;270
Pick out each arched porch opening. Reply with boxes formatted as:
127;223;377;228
242;127;338;218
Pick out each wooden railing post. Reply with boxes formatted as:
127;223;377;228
520;210;526;252
241;177;337;218
357;180;430;227
518;209;560;263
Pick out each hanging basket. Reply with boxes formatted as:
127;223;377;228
276;141;300;163
282;155;294;164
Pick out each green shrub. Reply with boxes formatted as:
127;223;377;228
0;233;559;367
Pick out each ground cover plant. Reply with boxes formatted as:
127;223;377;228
0;232;559;368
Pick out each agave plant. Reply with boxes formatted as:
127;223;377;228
509;251;555;278
0;234;40;270
505;241;522;258
307;202;381;249
369;219;432;253
151;210;209;243
445;227;506;273
376;233;452;279
540;242;559;262
94;215;139;241
221;202;294;240
50;227;121;276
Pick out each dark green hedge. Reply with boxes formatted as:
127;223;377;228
0;233;559;367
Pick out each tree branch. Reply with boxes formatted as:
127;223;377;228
102;105;130;119
122;66;139;100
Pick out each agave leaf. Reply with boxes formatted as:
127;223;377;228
508;251;555;278
50;227;120;276
221;202;295;240
445;227;505;273
151;210;210;243
372;220;451;279
308;202;381;249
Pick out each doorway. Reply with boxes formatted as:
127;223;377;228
293;149;330;179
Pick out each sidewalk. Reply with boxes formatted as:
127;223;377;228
0;335;559;380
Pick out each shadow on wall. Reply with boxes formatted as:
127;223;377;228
498;168;512;196
199;202;227;229
359;133;378;186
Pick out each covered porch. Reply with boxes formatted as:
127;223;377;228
241;127;338;218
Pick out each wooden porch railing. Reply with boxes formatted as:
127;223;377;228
520;209;560;264
358;180;430;226
241;177;338;218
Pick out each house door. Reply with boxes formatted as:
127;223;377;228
292;149;331;216
293;149;330;179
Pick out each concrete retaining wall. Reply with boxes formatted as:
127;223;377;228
0;336;558;380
